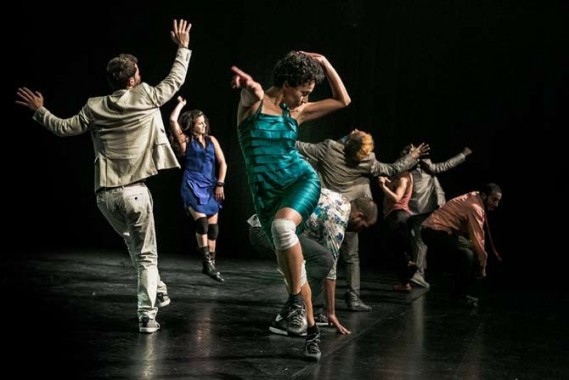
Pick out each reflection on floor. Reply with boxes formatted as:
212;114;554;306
4;250;568;379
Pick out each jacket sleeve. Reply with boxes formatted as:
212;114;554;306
370;153;417;177
466;205;488;270
33;105;91;137
143;48;192;107
420;153;466;174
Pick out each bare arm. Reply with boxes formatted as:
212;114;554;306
378;174;410;202
324;279;351;335
230;66;265;125
168;96;188;155
211;136;227;201
296;52;351;124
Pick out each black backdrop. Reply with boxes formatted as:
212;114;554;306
8;1;565;289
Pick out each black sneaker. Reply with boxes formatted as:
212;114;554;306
269;313;307;337
139;317;160;333
304;331;321;361
285;303;308;336
156;292;171;307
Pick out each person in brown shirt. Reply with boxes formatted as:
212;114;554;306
421;183;502;307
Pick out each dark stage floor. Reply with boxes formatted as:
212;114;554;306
4;249;568;379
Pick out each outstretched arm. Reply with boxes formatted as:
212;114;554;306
147;19;192;107
16;87;90;136
370;143;430;177
421;147;472;174
296;51;351;124
230;66;264;125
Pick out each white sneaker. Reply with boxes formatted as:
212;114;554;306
139;317;161;333
410;273;430;288
156;292;171;307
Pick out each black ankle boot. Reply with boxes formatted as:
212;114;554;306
199;247;224;282
202;257;224;282
344;290;372;312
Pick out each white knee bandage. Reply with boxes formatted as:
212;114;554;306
271;219;299;250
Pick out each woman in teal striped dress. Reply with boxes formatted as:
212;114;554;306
230;51;351;361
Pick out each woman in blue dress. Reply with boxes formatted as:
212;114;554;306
169;96;227;282
230;51;351;361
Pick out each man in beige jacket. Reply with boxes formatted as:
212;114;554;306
15;19;192;333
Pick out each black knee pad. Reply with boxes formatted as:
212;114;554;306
208;224;219;240
195;217;209;235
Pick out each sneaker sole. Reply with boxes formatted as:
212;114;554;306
410;278;430;288
304;352;321;361
269;326;307;337
140;326;160;333
315;321;330;327
157;298;171;307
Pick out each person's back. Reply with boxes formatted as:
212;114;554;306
16;19;193;334
421;183;502;308
409;160;444;214
409;149;471;215
314;139;376;199
296;131;428;311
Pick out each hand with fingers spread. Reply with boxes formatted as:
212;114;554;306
230;66;256;90
15;87;44;112
170;19;192;48
327;314;351;335
409;143;430;159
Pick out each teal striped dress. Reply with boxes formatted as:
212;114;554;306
237;102;321;242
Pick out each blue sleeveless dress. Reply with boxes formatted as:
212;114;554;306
180;136;221;216
237;101;321;241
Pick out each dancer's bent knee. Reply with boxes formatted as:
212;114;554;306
271;218;299;250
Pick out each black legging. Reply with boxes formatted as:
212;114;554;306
383;210;414;283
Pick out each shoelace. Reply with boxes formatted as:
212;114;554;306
288;308;306;327
306;335;321;353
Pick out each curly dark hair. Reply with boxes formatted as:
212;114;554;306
106;54;138;91
169;109;211;158
272;51;325;88
179;109;211;138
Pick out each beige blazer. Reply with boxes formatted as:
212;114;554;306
33;48;192;191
